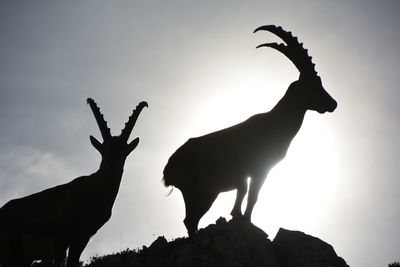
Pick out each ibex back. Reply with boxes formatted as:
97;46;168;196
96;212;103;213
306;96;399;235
0;98;147;267
163;25;337;237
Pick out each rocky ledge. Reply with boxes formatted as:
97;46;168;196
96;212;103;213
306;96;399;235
85;217;349;267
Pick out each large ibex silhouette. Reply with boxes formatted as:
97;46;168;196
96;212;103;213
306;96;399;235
0;98;147;267
163;25;337;237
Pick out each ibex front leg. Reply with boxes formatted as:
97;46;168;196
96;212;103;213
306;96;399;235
230;179;248;220
243;173;267;222
54;243;68;267
66;236;90;267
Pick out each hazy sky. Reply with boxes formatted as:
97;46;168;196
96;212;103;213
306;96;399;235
1;1;399;266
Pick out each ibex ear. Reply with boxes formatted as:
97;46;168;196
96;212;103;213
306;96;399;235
90;135;103;153
127;137;139;154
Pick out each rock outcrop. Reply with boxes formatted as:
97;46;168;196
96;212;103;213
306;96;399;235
85;217;348;267
273;228;348;267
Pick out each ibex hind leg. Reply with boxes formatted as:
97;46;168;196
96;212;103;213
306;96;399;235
182;189;218;238
230;180;248;220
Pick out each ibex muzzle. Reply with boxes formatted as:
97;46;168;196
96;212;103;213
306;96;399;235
163;25;337;237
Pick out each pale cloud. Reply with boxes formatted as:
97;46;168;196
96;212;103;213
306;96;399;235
0;146;78;202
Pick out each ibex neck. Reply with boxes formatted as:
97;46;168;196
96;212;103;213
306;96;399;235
99;161;125;175
273;89;307;114
271;94;307;135
96;162;124;206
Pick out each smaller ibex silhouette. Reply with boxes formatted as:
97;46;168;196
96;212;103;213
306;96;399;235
0;98;147;267
163;25;337;237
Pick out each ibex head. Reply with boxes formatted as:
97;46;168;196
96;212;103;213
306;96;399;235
87;98;148;168
254;25;337;114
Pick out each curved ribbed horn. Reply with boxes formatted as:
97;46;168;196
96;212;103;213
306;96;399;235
254;25;317;78
120;101;148;141
87;98;111;140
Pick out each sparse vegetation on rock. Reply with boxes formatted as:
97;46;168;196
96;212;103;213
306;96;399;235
83;217;348;267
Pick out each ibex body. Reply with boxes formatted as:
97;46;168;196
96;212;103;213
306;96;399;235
163;25;337;237
0;99;147;267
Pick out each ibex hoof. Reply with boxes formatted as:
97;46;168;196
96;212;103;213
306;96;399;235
242;215;251;222
188;230;198;240
231;214;244;221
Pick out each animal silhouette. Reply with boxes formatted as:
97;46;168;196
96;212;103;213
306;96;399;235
0;98;147;267
163;25;337;237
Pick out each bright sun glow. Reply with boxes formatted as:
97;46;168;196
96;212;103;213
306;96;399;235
195;76;340;237
179;50;341;237
255;117;341;236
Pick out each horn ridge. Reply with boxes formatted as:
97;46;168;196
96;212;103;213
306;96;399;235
120;101;148;141
254;24;317;77
87;98;111;140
